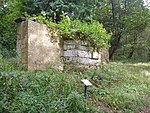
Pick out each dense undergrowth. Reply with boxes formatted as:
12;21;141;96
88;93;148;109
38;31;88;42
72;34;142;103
0;54;150;113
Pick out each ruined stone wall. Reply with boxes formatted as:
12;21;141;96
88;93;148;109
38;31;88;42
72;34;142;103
17;20;63;70
0;0;4;4
63;40;102;71
17;21;28;68
17;20;108;71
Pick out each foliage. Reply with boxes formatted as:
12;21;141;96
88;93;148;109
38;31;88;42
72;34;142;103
1;55;150;112
21;0;95;21
66;91;86;112
82;62;150;112
33;12;111;49
0;0;150;59
0;0;25;57
92;0;150;59
0;0;110;58
119;0;150;59
0;55;87;113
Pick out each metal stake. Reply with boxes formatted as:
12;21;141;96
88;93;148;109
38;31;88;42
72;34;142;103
85;85;88;99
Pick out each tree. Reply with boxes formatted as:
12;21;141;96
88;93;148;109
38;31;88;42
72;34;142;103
121;0;150;58
92;0;150;60
21;0;94;22
0;0;24;57
0;0;149;60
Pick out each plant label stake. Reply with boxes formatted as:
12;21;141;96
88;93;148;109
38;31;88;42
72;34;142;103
81;79;93;99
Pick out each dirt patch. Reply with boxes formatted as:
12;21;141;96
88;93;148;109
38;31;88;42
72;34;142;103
88;98;120;113
139;105;150;113
97;99;118;113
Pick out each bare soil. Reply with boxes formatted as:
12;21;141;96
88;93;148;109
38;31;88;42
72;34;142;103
138;105;150;113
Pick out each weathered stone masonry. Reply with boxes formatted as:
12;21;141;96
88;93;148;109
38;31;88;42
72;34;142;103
63;40;103;71
17;20;109;71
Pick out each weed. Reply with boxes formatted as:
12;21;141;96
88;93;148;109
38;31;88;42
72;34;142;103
0;55;150;112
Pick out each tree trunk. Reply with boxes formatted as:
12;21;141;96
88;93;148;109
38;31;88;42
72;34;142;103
109;0;122;60
109;34;121;59
128;36;137;58
127;46;135;58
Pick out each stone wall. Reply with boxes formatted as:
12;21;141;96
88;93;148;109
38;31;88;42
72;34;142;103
63;40;102;71
0;0;4;4
17;20;109;71
17;21;28;68
17;20;63;70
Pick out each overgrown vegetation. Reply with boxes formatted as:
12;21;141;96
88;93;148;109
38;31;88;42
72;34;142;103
0;54;86;113
29;11;111;49
0;0;149;60
0;54;150;113
0;0;150;112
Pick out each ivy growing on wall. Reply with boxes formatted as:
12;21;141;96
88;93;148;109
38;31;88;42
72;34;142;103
27;11;111;50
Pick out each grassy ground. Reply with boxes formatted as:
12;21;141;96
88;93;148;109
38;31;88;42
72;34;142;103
0;55;150;113
83;62;150;112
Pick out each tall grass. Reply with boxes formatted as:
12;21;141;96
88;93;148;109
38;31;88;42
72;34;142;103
0;54;87;113
1;54;150;113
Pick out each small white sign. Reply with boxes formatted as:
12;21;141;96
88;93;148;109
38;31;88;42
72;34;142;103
81;79;93;86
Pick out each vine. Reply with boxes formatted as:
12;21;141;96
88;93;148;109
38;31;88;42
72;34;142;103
26;11;111;50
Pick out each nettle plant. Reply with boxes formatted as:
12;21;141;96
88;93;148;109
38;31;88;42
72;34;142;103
29;11;111;50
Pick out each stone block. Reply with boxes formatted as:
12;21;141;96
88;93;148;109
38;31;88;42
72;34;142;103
78;57;100;65
64;40;76;45
77;50;91;58
64;44;76;50
78;45;89;51
21;54;27;64
64;50;78;57
64;56;78;63
91;52;101;60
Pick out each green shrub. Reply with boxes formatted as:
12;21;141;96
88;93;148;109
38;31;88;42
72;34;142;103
31;11;111;50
